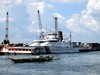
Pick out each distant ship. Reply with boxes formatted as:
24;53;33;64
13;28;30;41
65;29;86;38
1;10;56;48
29;31;89;53
0;11;89;55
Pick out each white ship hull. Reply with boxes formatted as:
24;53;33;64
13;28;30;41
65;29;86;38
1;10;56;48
35;46;87;54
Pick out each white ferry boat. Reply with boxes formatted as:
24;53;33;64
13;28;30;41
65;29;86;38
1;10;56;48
29;31;88;54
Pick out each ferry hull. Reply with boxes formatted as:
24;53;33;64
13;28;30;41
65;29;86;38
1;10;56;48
0;47;41;55
35;46;87;54
0;51;34;55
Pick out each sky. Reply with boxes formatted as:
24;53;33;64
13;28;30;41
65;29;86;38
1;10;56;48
0;0;100;44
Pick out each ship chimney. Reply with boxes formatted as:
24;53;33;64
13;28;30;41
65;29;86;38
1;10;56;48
58;31;63;41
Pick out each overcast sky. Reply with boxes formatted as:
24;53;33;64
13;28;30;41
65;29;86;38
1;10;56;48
0;0;100;44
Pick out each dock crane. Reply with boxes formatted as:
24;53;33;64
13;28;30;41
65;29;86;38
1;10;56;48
37;10;44;39
3;12;10;44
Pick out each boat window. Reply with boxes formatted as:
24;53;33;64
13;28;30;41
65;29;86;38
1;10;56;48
17;49;20;51
9;48;15;51
49;40;57;42
15;49;18;51
39;41;45;43
12;49;14;50
23;49;25;51
19;49;21;51
9;49;12;50
34;41;45;43
29;49;31;51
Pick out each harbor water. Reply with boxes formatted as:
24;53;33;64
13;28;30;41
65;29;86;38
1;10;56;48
0;52;100;75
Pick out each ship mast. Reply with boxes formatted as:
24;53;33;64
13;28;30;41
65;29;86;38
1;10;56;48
37;10;43;39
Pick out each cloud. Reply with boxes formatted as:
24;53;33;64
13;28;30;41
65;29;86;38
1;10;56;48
53;13;66;27
54;13;65;19
28;2;46;13
0;0;12;5
51;0;86;3
26;1;54;14
66;0;100;32
26;2;46;34
0;0;14;20
15;0;22;5
66;0;100;42
26;1;55;33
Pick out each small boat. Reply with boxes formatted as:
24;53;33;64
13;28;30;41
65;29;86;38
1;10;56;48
11;55;54;63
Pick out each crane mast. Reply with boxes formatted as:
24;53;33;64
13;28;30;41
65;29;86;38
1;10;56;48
3;12;10;44
37;10;43;39
5;12;9;41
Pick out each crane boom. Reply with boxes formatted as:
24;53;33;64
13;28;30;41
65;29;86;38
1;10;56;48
37;10;43;39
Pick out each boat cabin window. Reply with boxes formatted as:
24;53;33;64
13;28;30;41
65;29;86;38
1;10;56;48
18;49;21;51
33;41;45;43
39;41;45;43
49;40;57;42
29;49;31;51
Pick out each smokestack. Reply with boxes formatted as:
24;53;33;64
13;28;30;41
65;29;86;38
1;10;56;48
58;31;63;41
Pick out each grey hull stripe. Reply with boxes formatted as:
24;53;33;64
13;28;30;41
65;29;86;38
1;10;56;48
44;46;51;54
